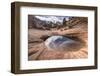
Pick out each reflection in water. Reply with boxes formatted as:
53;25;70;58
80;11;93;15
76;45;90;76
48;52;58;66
45;35;83;52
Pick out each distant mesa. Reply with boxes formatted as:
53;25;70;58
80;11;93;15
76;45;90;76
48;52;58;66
28;15;70;29
28;15;88;30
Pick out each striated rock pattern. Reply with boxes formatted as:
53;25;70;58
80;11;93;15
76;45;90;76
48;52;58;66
28;15;88;60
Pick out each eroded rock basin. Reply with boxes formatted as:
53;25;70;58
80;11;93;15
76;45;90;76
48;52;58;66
45;35;83;52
